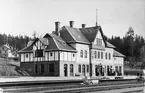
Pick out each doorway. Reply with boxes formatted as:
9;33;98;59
64;64;68;76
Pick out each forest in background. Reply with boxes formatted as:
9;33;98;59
0;27;145;69
105;27;145;69
0;34;30;50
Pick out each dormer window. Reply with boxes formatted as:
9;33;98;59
35;49;43;57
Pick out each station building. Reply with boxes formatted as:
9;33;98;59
19;21;125;77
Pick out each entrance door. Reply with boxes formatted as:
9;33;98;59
95;65;99;76
64;64;68;77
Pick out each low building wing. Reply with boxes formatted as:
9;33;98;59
106;41;116;48
113;50;125;57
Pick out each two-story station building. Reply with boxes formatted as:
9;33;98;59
19;21;125;77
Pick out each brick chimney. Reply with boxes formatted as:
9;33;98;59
55;21;60;36
69;21;74;28
82;24;86;28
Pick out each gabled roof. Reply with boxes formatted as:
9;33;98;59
32;38;49;46
106;41;116;48
39;38;49;46
19;38;49;53
79;26;99;42
60;26;90;44
19;45;33;53
27;40;34;47
44;33;76;52
79;26;107;47
113;50;125;57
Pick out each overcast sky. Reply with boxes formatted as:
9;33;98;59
0;0;145;38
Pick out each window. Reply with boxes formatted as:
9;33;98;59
64;64;68;76
26;54;28;58
115;66;118;72
96;38;102;46
35;64;37;73
73;53;75;57
85;50;87;58
49;64;54;73
105;53;107;59
41;64;44;73
87;65;89;72
101;52;103;59
98;51;100;59
78;64;81;73
35;50;43;57
82;65;85;75
119;66;122;73
94;51;97;59
109;53;111;60
91;51;94;59
80;50;83;58
50;52;53;56
70;64;74;76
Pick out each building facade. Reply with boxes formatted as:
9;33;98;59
19;21;125;77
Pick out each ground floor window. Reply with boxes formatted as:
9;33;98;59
119;66;122;76
87;65;89;73
70;64;74;76
35;64;37;73
95;65;99;76
49;64;54;73
41;64;44;73
82;65;85;76
78;64;81;73
115;66;122;76
64;64;68;77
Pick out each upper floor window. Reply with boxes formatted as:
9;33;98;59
98;51;100;59
101;52;103;59
94;51;97;59
73;53;75;57
26;54;28;58
96;38;102;46
35;49;43;57
80;50;83;58
105;53;107;59
85;50;87;58
91;51;94;59
109;53;111;60
50;52;53;56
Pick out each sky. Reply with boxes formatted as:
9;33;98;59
0;0;145;38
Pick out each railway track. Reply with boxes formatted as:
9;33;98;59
2;80;144;93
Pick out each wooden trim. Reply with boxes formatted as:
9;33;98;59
58;51;60;61
24;53;25;62
29;53;31;62
54;51;55;61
